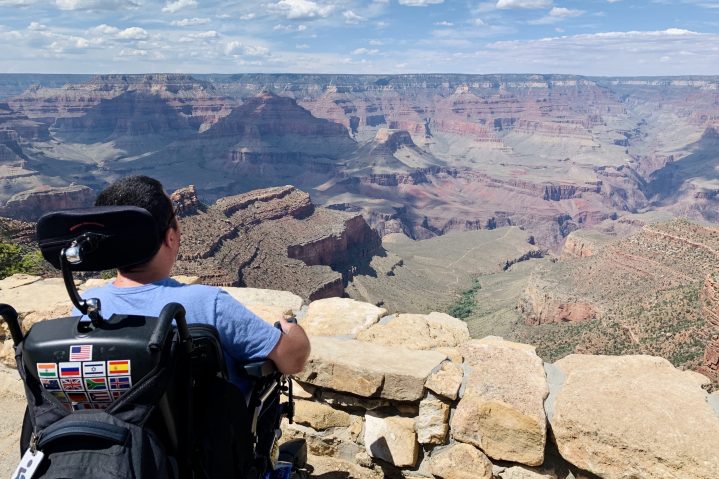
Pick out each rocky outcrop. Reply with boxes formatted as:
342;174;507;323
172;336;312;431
518;279;599;325
173;185;381;300
700;273;719;381
561;230;603;257
0;184;94;221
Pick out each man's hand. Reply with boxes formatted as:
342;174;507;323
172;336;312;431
268;317;311;375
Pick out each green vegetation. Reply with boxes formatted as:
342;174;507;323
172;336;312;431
448;279;482;320
0;242;44;279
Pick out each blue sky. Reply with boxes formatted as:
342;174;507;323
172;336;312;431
1;0;718;75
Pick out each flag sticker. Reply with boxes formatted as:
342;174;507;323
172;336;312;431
60;378;84;391
108;376;132;390
66;392;88;403
111;390;125;400
82;361;105;377
72;402;93;411
69;345;92;362
59;362;81;377
50;391;68;403
84;377;107;391
37;363;57;378
107;360;130;376
40;378;62;391
88;391;111;403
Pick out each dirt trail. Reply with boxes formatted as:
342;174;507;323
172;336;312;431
0;365;26;477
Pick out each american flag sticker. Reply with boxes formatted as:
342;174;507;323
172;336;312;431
108;376;132;390
69;345;92;362
37;363;57;378
59;362;82;377
60;378;84;391
50;391;68;403
107;360;131;376
89;391;111;403
82;361;105;377
40;378;62;391
84;377;107;391
66;392;88;403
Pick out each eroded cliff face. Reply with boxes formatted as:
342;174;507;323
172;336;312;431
173;185;380;300
700;273;719;381
0;185;93;221
518;278;599;325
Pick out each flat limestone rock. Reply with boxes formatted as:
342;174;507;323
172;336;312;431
1;278;70;315
550;354;719;479
244;304;291;325
424;360;464;400
451;337;548;466
430;443;493;479
364;412;418;468
223;287;303;314
294;399;352;430
0;273;41;290
294;336;446;401
356;312;470;350
303;297;386;337
498;466;557;479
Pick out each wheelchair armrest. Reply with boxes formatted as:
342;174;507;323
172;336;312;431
241;360;278;379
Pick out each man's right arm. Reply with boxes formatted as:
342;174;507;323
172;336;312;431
268;317;311;375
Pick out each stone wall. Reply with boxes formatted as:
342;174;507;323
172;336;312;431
288;297;719;479
1;275;718;479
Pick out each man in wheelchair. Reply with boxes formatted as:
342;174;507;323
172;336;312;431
0;176;311;479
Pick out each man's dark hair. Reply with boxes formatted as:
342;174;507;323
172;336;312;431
95;175;177;240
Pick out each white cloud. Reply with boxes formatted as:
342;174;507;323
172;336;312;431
27;21;47;30
296;43;309;48
191;30;219;38
118;48;147;56
434;21;454;26
0;0;38;5
162;0;196;14
116;26;147;40
496;0;551;9
369;39;383;45
239;13;256;20
224;40;269;57
343;10;366;24
171;17;210;26
272;0;334;20
352;47;379;55
55;0;138;10
398;0;443;5
529;6;583;24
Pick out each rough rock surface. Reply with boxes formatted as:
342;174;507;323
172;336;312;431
429;443;493;479
222;287;303;315
417;392;450;445
549;354;719;479
451;337;548;466
424;360;464;401
303;297;386;337
0;184;94;221
364;413;418;468
356;312;470;350
294;336;446;401
294;399;352;430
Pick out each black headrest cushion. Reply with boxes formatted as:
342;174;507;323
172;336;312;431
37;206;161;271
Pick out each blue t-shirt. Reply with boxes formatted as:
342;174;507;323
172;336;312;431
74;278;282;390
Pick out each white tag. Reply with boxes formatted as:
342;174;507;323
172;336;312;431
11;448;44;479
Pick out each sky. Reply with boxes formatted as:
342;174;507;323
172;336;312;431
0;0;718;76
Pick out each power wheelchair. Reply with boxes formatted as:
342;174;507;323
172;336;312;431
0;205;309;479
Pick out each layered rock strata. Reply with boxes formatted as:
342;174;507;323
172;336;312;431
172;185;380;300
0;184;93;221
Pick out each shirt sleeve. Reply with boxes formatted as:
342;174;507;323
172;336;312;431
213;290;282;362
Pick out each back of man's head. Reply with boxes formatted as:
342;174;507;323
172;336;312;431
95;175;176;242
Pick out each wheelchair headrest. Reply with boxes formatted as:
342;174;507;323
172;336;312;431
37;206;162;271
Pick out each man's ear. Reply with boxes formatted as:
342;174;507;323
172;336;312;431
162;227;175;247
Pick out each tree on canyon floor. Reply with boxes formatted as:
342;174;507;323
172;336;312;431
448;279;482;320
0;242;43;279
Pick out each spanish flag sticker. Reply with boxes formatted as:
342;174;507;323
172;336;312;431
107;360;131;376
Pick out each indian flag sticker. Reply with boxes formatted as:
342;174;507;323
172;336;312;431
37;363;57;378
107;360;130;376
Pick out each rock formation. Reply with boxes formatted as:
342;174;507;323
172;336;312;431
172;184;381;300
0;184;93;221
